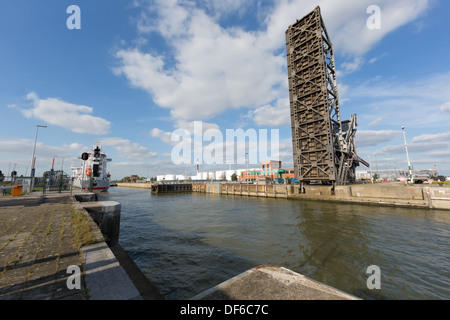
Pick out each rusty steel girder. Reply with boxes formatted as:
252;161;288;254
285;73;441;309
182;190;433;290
286;6;361;185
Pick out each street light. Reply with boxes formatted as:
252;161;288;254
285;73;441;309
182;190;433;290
30;125;47;191
401;126;413;185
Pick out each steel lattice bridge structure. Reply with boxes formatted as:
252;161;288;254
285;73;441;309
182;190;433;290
286;6;369;186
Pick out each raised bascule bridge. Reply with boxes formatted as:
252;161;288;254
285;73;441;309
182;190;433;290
286;6;369;188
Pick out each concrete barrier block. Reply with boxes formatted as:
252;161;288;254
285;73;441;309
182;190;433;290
304;185;333;196
335;186;351;199
350;185;424;200
190;265;359;300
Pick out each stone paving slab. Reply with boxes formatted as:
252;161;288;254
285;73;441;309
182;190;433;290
0;194;87;300
82;242;142;300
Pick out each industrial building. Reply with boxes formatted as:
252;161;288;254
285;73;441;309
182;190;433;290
239;161;295;183
157;169;247;182
155;161;296;184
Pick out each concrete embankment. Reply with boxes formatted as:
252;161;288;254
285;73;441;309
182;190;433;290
116;183;153;189
195;182;450;210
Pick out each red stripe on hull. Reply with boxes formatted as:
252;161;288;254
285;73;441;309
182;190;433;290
82;187;109;191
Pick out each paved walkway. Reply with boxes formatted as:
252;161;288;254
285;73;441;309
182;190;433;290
0;194;92;299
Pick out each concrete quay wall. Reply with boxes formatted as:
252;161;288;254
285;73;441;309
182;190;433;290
332;184;450;210
194;182;450;210
217;183;292;198
116;183;152;189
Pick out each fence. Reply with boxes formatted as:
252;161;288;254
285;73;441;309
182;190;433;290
2;175;72;195
32;176;72;193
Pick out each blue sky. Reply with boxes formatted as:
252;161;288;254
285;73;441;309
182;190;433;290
1;0;449;180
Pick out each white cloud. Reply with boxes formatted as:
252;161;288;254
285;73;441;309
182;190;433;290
265;0;431;56
369;52;388;64
346;72;450;129
115;37;285;120
0;139;59;157
340;57;365;75
23;92;111;134
427;150;450;158
115;0;430;124
67;143;90;152
373;131;450;155
199;0;250;18
356;130;402;148
249;97;290;127
411;132;450;144
440;101;450;113
368;117;384;127
174;120;220;132
0;139;94;175
151;120;220;145
350;72;450;101
151;128;175;145
100;137;157;159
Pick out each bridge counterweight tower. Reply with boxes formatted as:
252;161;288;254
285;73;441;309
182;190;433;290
286;6;362;186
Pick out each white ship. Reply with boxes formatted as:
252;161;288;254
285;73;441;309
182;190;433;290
71;145;112;192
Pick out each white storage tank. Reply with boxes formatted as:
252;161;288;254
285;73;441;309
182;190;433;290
216;171;226;180
165;174;175;181
199;172;207;180
207;171;216;180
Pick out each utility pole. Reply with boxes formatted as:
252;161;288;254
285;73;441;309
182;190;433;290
30;125;47;192
196;159;199;177
402;126;413;185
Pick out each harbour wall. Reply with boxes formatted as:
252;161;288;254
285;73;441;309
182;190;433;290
196;182;450;210
116;183;153;189
116;182;450;210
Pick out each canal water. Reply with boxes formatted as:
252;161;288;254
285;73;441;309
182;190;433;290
98;187;449;300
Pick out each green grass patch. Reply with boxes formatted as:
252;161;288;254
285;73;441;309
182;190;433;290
71;210;96;249
432;181;450;185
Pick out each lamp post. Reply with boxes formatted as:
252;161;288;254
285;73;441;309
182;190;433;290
30;125;47;191
402;126;413;185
